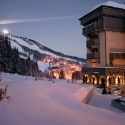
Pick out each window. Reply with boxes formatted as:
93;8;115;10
92;62;98;68
92;48;99;52
91;34;98;39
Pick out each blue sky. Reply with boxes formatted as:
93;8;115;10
0;0;124;59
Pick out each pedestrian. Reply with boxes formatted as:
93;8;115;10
83;75;85;83
109;77;111;86
118;76;120;85
85;76;87;83
101;78;105;88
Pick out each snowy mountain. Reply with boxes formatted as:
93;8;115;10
0;33;85;75
8;34;86;63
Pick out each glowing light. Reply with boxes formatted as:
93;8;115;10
3;29;9;34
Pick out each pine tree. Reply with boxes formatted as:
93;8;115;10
5;38;13;73
34;61;39;77
29;60;33;76
0;35;25;75
25;58;29;76
0;36;3;69
16;58;22;74
20;58;26;75
11;48;19;74
1;37;8;72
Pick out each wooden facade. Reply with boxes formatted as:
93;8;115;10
79;5;125;87
79;5;125;36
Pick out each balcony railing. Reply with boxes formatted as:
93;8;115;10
87;52;100;59
82;67;124;75
83;23;101;35
110;52;125;59
86;39;99;48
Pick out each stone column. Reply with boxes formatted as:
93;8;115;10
87;74;91;83
105;75;108;87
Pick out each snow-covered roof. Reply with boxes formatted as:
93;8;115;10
90;1;125;12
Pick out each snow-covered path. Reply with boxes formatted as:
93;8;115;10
0;73;125;125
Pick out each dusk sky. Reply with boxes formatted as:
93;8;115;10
0;0;124;59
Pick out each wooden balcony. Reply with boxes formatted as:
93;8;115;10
87;52;100;59
82;67;124;75
86;39;99;48
83;23;101;35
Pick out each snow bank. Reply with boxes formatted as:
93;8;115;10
89;87;124;113
0;73;125;125
74;84;94;103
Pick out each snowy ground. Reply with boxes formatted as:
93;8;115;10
0;72;125;125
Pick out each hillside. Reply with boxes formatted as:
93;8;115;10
8;34;86;63
0;33;86;79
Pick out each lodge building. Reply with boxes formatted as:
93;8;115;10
79;2;125;87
